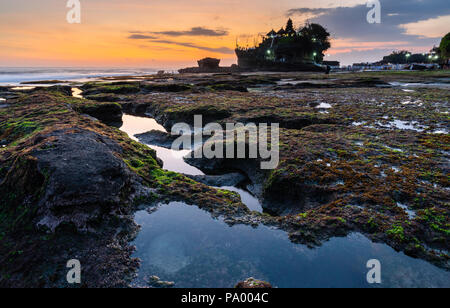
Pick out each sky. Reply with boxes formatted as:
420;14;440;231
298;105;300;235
0;0;448;68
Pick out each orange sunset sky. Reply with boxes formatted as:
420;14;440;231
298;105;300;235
0;0;448;68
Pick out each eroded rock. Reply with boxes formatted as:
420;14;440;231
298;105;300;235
235;277;272;288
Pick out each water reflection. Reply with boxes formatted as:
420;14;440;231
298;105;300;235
150;145;204;175
120;114;166;141
120;114;203;175
218;186;263;212
132;202;450;288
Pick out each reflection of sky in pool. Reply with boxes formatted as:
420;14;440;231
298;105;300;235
120;114;204;175
120;114;166;141
132;202;450;288
217;186;263;213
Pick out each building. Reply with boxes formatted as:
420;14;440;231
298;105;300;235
322;61;340;69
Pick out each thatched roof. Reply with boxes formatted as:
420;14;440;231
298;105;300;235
276;28;286;35
267;29;277;37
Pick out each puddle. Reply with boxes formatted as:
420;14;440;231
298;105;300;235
389;82;450;89
150;145;204;175
379;120;425;132
316;103;332;109
120;114;203;175
401;100;422;106
397;202;416;219
0;98;7;108
247;87;265;93
120;114;166;141
385;146;404;153
391;166;401;173
432;129;449;135
217;186;263;212
354;119;446;134
71;88;83;99
10;86;36;91
172;96;194;104
131;202;450;288
276;79;330;86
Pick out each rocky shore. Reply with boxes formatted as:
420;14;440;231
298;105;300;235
0;70;449;287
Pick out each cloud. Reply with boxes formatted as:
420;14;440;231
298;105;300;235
400;15;450;38
287;0;450;42
144;39;234;54
286;0;449;64
128;34;158;40
132;27;228;37
127;26;232;54
287;8;332;17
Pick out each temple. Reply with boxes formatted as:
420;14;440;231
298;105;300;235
235;19;331;71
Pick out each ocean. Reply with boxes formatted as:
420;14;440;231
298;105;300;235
0;67;168;86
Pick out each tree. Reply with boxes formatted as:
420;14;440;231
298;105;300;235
285;18;296;36
298;23;331;62
409;53;426;63
382;50;411;64
439;33;450;64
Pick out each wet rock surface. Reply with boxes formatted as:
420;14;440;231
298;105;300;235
135;130;179;148
30;128;140;232
74;102;123;125
113;71;449;269
185;173;247;187
235;277;272;288
0;89;247;287
0;70;449;287
147;275;175;288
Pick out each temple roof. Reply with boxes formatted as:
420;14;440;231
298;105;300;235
267;29;277;37
276;28;286;35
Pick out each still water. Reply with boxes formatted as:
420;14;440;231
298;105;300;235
132;202;450;288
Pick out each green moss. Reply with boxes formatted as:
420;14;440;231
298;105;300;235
386;225;405;241
150;169;179;186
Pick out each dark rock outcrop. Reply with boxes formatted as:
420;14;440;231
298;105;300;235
8;128;149;233
185;173;246;187
235;278;272;288
135;130;177;148
198;57;220;69
75;102;123;125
